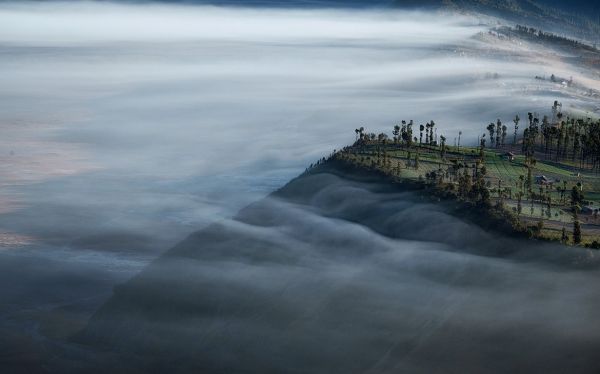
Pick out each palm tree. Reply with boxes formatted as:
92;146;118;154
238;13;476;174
561;227;568;243
378;133;388;143
439;135;447;159
573;209;582;244
496;119;502;148
393;125;400;144
513;114;520;145
518;174;525;193
486;123;495;147
357;126;364;141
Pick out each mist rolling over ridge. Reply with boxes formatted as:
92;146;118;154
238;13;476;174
81;165;600;373
0;1;600;372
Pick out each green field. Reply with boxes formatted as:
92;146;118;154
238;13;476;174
335;141;600;247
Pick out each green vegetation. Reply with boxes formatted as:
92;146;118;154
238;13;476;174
324;102;600;248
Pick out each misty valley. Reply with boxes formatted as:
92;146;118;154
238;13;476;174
1;1;600;373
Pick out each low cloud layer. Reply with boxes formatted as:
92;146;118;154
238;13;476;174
0;3;599;371
0;3;597;248
78;167;600;373
0;3;476;45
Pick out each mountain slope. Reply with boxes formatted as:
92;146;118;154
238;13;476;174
76;162;600;374
392;0;599;40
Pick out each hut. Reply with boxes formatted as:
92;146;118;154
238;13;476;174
503;152;515;161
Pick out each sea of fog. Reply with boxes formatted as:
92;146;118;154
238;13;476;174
0;2;600;371
26;166;600;373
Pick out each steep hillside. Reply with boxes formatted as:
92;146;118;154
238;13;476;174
391;0;600;41
76;162;600;374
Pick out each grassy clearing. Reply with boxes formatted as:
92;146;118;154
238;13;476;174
334;141;600;247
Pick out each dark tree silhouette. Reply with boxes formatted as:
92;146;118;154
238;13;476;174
573;210;582;244
439;135;447;159
486;123;495;148
496;119;502;148
393;125;400;144
513;114;520;145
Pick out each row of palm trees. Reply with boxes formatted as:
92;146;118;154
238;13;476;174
519;102;600;171
356;120;440;148
514;25;597;52
344;102;598;245
475;101;600;173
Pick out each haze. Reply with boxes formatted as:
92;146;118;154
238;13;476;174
1;2;599;372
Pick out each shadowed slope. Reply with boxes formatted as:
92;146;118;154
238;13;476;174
79;162;600;374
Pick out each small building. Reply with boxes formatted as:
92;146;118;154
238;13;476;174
503;152;515;161
535;175;550;185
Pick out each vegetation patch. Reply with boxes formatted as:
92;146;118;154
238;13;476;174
313;101;600;247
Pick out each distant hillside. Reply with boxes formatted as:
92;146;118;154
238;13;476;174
395;0;599;15
387;0;598;41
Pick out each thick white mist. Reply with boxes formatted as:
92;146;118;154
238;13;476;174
0;0;598;317
1;3;600;369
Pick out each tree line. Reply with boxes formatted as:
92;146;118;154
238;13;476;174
337;101;599;246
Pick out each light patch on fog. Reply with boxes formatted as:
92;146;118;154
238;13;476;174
0;3;476;45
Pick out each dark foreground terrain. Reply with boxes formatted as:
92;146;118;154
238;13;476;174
70;161;600;373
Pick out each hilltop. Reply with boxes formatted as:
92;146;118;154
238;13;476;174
323;102;600;247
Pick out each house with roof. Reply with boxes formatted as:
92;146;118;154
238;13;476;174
535;175;551;185
503;152;515;161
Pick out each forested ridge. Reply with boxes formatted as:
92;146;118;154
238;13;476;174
313;101;600;247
